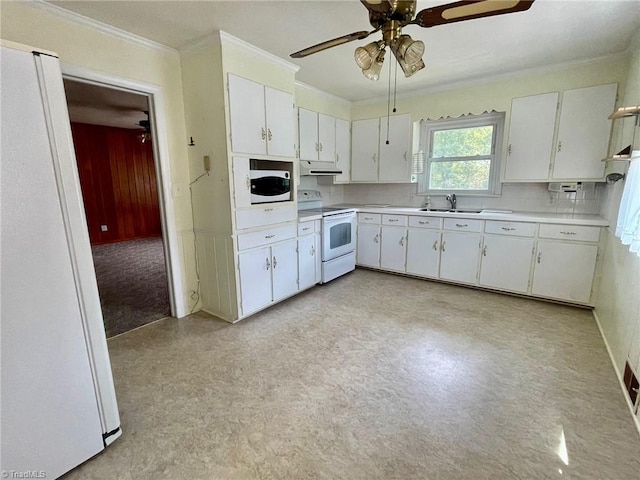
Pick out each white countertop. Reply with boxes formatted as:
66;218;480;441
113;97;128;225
323;204;608;227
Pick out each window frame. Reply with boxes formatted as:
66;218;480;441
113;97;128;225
418;112;505;195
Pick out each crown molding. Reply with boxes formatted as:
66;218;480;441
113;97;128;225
295;81;351;106
353;51;630;107
218;31;299;73
27;0;176;55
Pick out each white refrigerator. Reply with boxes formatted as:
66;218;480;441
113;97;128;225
1;41;121;478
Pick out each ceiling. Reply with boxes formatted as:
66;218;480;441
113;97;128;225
49;1;640;102
63;79;149;129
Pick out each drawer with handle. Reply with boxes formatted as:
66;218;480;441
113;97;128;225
236;204;297;230
443;218;483;232
237;224;297;251
382;214;408;226
485;220;536;237
408;216;442;230
358;213;381;224
297;220;319;236
538;224;600;242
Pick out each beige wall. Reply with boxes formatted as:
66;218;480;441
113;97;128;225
1;1;198;312
595;31;640;406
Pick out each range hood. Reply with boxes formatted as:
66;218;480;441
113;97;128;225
299;160;342;176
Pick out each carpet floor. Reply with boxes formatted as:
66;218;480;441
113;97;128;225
65;269;639;479
91;237;171;338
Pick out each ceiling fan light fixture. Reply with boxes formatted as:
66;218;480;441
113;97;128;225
362;48;385;81
354;41;383;70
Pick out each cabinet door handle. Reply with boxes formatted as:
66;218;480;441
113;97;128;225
372;153;376;163
501;227;515;231
319;142;323;152
403;150;408;161
508;144;512;156
336;153;340;163
264;207;274;212
537;251;542;264
419;221;429;225
560;231;577;235
264;234;275;239
265;257;271;270
433;240;438;251
557;140;562;153
441;240;446;252
261;127;266;140
315;142;319;152
272;256;277;268
302;226;311;231
399;237;405;246
482;245;487;256
388;218;399;222
246;175;251;191
374;234;379;244
455;223;468;228
311;246;315;256
364;217;373;220
267;128;272;141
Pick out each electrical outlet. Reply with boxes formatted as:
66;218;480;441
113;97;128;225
100;225;108;232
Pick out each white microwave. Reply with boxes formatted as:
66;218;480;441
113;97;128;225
250;169;291;204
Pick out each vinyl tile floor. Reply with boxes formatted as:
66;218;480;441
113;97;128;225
65;269;640;479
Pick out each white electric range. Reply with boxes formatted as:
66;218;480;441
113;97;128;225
298;190;356;283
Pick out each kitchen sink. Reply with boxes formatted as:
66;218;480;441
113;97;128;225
420;208;483;214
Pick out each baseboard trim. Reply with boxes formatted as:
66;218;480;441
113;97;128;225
592;309;640;437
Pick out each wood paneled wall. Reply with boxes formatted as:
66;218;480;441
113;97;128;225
71;123;162;245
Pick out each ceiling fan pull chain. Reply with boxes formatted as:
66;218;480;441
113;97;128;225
393;58;398;113
386;53;391;145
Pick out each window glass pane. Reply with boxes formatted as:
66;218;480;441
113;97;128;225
432;126;493;158
429;160;490;190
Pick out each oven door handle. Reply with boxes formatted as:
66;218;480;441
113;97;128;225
323;212;356;223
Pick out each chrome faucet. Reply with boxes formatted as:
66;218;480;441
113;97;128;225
446;193;457;210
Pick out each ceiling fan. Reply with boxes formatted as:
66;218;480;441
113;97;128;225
291;0;535;80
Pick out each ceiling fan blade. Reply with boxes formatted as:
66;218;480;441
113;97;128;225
360;0;394;14
291;31;373;58
412;0;535;28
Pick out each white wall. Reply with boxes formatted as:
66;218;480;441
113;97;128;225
594;31;640;419
0;2;198;314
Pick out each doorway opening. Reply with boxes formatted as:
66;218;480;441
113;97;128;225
63;79;171;337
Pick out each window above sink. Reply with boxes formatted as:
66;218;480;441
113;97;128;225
416;112;505;196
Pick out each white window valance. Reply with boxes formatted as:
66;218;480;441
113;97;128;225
615;150;640;257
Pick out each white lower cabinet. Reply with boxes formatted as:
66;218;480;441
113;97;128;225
438;231;482;284
357;224;381;267
531;241;598;304
479;235;534;293
380;226;407;271
406;229;441;278
298;233;319;291
238;238;298;316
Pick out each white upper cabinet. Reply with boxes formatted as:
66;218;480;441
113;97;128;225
334;118;351;183
265;86;296;157
379;113;412;182
502;83;616;182
298;108;337;163
228;74;266;155
318;113;336;163
298;108;318;161
351;118;380;182
552;83;617;180
228;73;295;158
352;114;412;183
504;92;558;181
